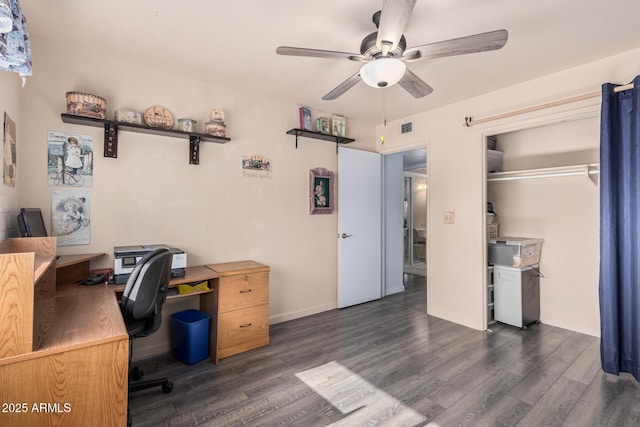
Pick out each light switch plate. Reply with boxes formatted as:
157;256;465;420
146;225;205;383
443;211;455;224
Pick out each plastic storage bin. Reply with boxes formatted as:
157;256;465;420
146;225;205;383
488;236;543;267
487;149;504;172
171;309;210;365
487;223;499;240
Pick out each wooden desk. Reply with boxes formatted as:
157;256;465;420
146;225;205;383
0;238;127;426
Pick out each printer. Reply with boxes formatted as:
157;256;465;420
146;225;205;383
113;244;186;284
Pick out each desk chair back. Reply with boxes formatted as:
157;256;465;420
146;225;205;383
120;248;172;332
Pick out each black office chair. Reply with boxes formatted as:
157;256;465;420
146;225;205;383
120;248;174;396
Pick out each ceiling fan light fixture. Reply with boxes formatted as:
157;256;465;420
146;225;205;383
360;58;406;89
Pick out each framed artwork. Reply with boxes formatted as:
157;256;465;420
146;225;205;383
52;189;91;246
316;117;330;134
3;112;16;187
299;106;312;131
242;154;272;178
331;115;346;137
309;167;335;214
47;130;94;187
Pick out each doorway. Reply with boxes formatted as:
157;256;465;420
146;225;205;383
402;150;427;277
382;147;427;298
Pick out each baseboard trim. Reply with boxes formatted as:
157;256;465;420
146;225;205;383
132;341;171;362
385;284;405;296
269;302;337;325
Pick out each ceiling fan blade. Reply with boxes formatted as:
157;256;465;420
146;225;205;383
398;69;433;98
376;0;417;55
276;46;367;62
322;72;362;100
402;29;508;62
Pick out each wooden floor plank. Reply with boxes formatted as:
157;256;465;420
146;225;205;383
562;338;602;385
515;376;587;427
562;372;632;426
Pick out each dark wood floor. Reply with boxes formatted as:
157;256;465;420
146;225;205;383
130;274;640;426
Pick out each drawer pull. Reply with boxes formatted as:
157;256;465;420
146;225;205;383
239;289;253;293
239;323;252;328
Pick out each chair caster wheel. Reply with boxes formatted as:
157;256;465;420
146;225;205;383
132;367;143;381
163;381;174;393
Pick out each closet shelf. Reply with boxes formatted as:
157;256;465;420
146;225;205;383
488;163;600;186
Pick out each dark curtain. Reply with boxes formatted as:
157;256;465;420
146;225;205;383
600;75;640;380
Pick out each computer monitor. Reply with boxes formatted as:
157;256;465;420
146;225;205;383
17;208;48;237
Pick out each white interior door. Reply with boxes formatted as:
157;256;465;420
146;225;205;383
338;147;382;308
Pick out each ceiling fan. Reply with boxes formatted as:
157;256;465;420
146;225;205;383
276;0;508;100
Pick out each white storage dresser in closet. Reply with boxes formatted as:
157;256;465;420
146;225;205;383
493;264;540;329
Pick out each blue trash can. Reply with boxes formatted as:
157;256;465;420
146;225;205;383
171;309;210;365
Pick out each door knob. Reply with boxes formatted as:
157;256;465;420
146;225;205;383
341;233;352;238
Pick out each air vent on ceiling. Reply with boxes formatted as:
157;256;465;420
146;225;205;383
401;121;413;135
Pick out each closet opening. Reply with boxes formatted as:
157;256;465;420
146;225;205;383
483;116;600;335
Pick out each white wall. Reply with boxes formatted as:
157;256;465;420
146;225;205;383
377;47;640;332
489;118;600;336
412;177;427;231
0;71;21;240
18;39;375;358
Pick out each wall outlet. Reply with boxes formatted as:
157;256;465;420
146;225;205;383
443;211;455;224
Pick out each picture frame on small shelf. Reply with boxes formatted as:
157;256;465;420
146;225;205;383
299;106;312;131
309;167;334;214
316;117;330;134
331;115;346;137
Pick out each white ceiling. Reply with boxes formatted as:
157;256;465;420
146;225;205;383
22;0;640;125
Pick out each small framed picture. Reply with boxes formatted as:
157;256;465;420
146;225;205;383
309;167;335;214
299;107;312;131
316;117;330;134
331;115;346;137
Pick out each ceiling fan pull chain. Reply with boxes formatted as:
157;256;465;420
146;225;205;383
382;88;387;126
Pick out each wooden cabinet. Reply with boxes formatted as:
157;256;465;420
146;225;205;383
207;261;269;363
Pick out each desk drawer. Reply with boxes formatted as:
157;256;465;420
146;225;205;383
218;272;269;312
218;304;269;349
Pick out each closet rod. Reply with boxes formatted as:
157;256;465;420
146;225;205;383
464;83;634;127
487;163;600;183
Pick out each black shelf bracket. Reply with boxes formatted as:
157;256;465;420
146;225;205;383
189;135;201;165
104;123;118;158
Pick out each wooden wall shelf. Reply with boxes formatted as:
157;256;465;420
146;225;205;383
61;114;230;165
286;128;354;153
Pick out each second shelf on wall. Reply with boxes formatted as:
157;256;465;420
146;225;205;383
61;114;231;165
286;128;354;153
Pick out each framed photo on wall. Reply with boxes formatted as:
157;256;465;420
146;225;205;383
331;115;346;137
299;106;312;131
309;167;334;214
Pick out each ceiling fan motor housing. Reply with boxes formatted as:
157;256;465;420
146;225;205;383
360;32;407;59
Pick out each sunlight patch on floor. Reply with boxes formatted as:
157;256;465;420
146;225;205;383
296;361;427;426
